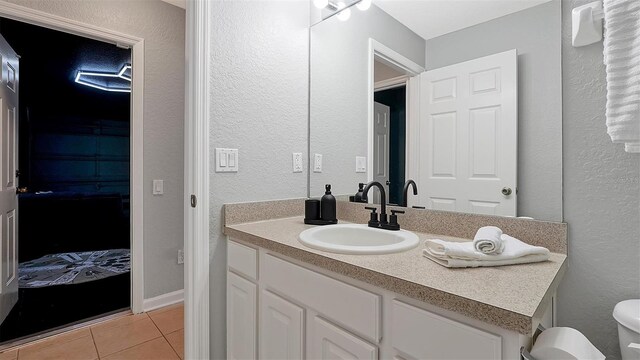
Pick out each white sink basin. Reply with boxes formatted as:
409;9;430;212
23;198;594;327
298;224;420;255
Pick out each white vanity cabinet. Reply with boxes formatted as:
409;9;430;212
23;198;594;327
259;290;304;359
310;316;378;360
227;238;546;360
227;271;257;360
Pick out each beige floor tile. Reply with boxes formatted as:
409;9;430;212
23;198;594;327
90;313;148;333
0;349;17;360
16;328;92;354
18;335;97;360
148;303;183;317
92;317;162;357
101;338;180;360
164;329;184;359
148;306;183;335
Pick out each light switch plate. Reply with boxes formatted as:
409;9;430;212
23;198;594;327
152;180;164;195
356;156;366;173
313;154;323;173
215;148;239;173
292;153;303;173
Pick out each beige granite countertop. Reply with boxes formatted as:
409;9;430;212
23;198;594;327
224;216;567;336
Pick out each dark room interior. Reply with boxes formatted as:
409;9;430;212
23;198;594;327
0;17;132;343
374;86;406;206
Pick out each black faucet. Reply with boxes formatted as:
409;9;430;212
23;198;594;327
361;181;388;226
401;180;418;207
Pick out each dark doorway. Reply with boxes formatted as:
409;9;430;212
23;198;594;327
0;17;131;343
374;86;406;205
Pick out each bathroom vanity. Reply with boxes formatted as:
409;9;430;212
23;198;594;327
223;200;567;360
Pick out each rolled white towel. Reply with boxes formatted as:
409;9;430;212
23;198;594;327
473;226;504;254
423;234;550;268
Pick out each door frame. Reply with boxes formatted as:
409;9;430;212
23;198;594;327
0;1;145;313
367;39;424;204
184;0;210;359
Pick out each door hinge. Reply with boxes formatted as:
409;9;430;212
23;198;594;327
190;194;197;208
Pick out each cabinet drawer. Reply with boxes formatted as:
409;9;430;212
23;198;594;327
310;316;378;360
262;254;381;343
392;300;501;360
228;239;257;280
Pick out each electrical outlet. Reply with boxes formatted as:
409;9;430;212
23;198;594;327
152;180;164;195
292;153;303;173
314;154;323;173
178;249;184;264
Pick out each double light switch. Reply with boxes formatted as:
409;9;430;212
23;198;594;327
216;148;239;173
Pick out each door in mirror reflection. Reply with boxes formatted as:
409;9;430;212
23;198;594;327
373;86;407;206
373;101;390;205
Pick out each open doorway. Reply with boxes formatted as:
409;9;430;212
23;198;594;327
368;39;423;206
0;18;132;343
374;83;406;205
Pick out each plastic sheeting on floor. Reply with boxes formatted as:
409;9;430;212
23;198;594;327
18;249;130;288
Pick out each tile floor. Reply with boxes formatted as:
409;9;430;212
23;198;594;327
0;303;184;360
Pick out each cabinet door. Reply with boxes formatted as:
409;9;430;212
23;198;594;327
310;316;377;360
227;272;257;360
260;290;304;360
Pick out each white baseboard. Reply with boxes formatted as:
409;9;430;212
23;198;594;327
143;289;184;312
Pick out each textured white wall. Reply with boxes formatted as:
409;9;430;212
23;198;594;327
558;1;640;359
425;1;562;221
208;1;310;358
7;0;186;299
309;4;426;197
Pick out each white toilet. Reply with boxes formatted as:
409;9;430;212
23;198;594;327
614;299;640;360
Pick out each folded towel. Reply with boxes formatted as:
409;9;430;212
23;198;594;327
423;252;551;268
473;226;504;254
603;0;640;152
423;234;550;268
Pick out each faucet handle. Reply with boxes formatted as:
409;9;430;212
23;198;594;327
383;209;405;231
364;207;379;228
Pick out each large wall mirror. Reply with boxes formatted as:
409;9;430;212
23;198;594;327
309;0;563;221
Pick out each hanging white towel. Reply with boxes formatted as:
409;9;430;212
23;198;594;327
423;235;550;268
603;0;640;153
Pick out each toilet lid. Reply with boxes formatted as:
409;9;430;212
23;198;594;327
613;299;640;333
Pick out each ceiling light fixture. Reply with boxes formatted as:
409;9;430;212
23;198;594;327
313;0;329;9
356;0;371;11
336;1;351;21
74;64;132;93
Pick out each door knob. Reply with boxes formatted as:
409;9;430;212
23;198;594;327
16;187;28;194
501;187;512;196
386;180;391;185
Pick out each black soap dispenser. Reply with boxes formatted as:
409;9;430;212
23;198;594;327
320;184;337;224
354;183;366;203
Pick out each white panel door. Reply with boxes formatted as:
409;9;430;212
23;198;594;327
0;34;19;325
419;50;517;216
372;102;390;204
259;290;304;360
309;316;377;360
227;272;257;360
